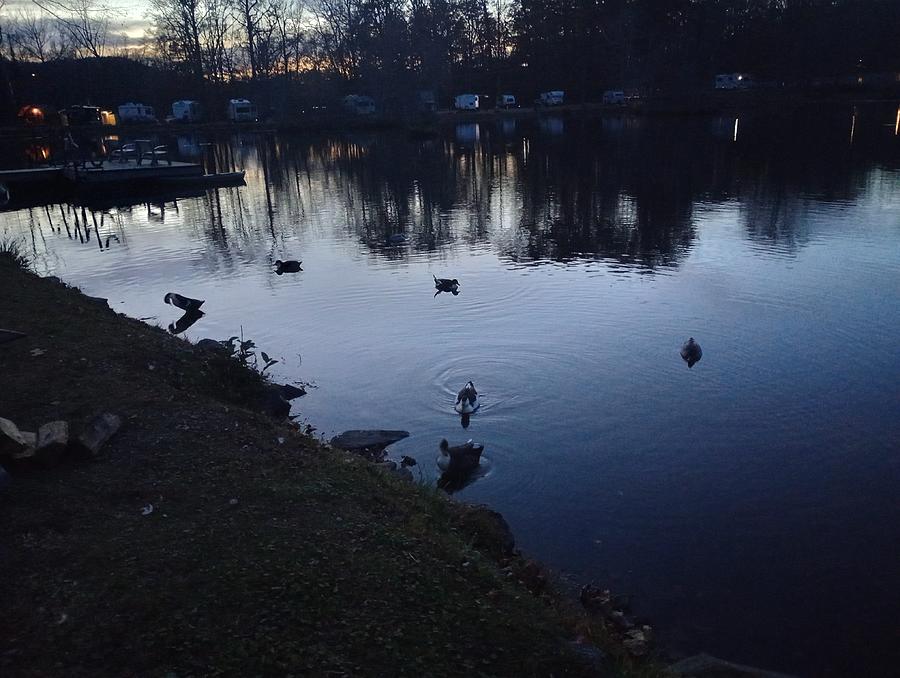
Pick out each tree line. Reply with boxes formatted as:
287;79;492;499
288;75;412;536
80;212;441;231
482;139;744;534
1;0;898;104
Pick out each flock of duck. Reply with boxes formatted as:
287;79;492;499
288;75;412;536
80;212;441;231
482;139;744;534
163;262;704;490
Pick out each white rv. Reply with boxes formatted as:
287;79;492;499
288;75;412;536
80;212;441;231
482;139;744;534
538;91;564;106
454;94;479;111
227;99;257;122
715;73;753;90
117;102;157;123
171;100;203;122
499;94;517;109
342;95;376;115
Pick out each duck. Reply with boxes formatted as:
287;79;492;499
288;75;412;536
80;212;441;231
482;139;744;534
164;292;204;312
433;274;459;294
274;259;303;275
454;381;478;414
680;337;702;368
387;233;409;244
437;438;484;474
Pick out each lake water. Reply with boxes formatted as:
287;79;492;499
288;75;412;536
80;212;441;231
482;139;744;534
3;105;899;676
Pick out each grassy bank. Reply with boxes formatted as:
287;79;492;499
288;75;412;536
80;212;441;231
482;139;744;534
0;253;658;677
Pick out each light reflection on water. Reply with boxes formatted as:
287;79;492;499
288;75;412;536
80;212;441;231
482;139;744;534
2;106;900;676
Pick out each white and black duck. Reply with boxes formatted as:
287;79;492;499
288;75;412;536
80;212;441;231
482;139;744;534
454;381;478;414
164;292;205;312
680;337;702;368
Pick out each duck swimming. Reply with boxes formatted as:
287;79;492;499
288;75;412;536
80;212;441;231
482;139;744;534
433;274;459;295
454;381;478;414
680;337;702;368
437;438;484;474
274;260;303;275
164;292;204;312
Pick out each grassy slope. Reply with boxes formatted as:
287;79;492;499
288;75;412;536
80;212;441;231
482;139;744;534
0;259;656;677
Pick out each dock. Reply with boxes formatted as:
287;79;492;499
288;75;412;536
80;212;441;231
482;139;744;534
60;160;204;185
0;160;243;211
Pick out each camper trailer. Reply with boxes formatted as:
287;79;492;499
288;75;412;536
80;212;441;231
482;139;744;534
172;100;203;123
454;94;479;111
538;91;564;106
227;99;257;122
342;95;376;115
499;94;517;109
714;73;753;90
60;105;102;127
416;90;437;112
117;102;157;123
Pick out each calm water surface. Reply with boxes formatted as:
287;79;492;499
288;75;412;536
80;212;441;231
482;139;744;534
3;106;899;676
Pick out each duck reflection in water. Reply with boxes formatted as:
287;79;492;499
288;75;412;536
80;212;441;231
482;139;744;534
168;308;204;334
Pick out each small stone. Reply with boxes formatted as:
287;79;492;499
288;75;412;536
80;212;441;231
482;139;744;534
0;418;29;458
72;413;122;458
36;421;69;465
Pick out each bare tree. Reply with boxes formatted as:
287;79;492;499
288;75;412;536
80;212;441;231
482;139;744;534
32;0;109;58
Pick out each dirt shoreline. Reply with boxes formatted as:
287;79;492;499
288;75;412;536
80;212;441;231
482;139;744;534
0;257;665;677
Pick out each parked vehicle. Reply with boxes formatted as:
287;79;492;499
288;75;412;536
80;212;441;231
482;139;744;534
171;100;203;123
342;94;376;115
226;99;257;122
117;102;158;123
498;94;517;109
416;90;437;113
602;90;625;105
60;105;102;127
454;94;479;111
714;73;753;90
538;90;564;106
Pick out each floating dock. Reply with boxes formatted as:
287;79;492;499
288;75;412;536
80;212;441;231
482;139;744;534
0;161;244;211
60;160;204;185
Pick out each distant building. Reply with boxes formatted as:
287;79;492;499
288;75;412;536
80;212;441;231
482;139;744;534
602;90;625;105
498;94;517;109
714;73;754;90
171;100;203;123
117;102;157;123
342;95;376;115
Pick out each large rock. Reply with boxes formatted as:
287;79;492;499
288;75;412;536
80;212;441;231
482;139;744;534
36;421;69;465
259;387;291;420
452;505;515;561
72;413;122;458
0;418;29;458
669;653;799;678
277;383;306;400
330;430;409;452
196;338;231;354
